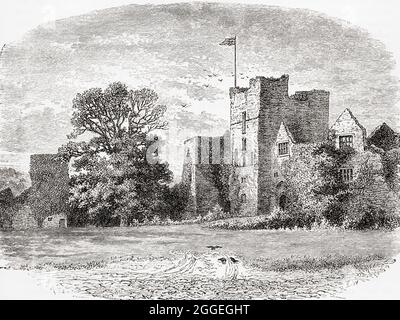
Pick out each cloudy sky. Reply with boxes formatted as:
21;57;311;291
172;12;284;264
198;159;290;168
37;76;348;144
1;0;400;68
0;0;399;174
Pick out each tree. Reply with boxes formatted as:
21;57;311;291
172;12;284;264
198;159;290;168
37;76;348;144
59;82;172;226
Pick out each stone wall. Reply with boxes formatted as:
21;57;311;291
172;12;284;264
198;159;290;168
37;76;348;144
230;166;258;216
11;205;37;230
42;213;68;229
28;154;70;227
182;162;232;217
183;134;230;165
182;134;232;217
287;90;330;143
257;75;292;215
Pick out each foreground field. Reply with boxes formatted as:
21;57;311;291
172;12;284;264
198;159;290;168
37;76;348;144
1;225;400;299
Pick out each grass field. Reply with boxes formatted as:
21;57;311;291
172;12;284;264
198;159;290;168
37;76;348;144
1;225;399;299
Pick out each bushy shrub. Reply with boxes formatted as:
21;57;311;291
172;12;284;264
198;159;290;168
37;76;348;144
279;144;331;228
343;152;400;230
344;204;399;230
201;205;231;222
207;215;270;230
162;182;191;221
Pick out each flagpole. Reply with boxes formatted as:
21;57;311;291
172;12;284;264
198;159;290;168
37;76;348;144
234;35;237;88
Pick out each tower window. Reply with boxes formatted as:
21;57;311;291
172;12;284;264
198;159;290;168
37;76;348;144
242;111;246;134
340;168;353;182
339;135;353;149
234;149;238;165
240;194;247;202
242;137;247;151
278;142;289;156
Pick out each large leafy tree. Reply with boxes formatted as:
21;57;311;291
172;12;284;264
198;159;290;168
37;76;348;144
59;82;172;226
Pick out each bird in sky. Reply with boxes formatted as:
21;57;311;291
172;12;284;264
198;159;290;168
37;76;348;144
230;257;239;263
218;257;227;264
0;44;5;58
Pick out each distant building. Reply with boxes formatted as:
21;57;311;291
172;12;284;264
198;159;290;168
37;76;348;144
367;122;400;151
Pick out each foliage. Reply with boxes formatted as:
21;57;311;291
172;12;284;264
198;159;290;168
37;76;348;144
382;148;400;190
201;204;232;222
162;182;191;221
211;165;233;212
60;82;173;227
0;168;30;196
250;254;389;272
279;144;332;228
343;152;400;229
344;204;399;230
313;142;356;226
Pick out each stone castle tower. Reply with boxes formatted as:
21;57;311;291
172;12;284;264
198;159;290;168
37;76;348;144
229;75;329;216
182;74;330;217
28;154;70;225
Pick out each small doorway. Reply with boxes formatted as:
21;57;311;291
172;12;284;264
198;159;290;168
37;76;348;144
59;219;66;228
279;195;287;211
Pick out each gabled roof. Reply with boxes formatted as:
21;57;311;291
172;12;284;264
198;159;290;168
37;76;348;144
331;108;367;137
368;122;398;140
278;121;296;144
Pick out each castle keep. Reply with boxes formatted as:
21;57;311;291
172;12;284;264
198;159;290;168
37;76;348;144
229;75;329;216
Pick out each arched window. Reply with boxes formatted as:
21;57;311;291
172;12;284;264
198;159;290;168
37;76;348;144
279;195;287;210
234;148;238;165
241;194;247;203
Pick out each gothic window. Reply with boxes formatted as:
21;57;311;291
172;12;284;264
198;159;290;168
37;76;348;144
241;177;246;183
274;172;279;178
242;137;247;151
242;111;246;134
340;168;354;182
278;142;289;156
240;194;247;203
339;135;353;149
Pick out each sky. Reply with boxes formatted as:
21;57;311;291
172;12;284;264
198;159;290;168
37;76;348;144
1;0;400;76
0;0;400;176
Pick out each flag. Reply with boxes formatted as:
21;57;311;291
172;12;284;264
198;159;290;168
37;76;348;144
219;37;236;46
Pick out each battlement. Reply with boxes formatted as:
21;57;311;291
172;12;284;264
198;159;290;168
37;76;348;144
229;74;290;98
290;89;330;101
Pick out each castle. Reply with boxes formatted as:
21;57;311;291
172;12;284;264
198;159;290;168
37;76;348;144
182;74;398;217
